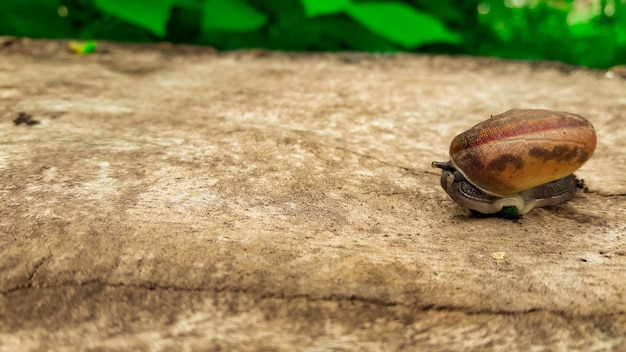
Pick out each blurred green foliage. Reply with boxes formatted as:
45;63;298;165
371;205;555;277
0;0;624;68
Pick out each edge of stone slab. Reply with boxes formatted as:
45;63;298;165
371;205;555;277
0;36;622;80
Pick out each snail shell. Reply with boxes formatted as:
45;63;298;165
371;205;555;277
432;109;596;215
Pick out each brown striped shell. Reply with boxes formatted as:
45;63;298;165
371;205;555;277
449;109;596;197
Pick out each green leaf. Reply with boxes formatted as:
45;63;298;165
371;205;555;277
300;0;352;17
202;0;267;32
92;0;175;37
345;2;461;48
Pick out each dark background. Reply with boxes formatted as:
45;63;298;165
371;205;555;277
1;0;624;69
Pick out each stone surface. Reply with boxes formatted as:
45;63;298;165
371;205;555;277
0;38;625;351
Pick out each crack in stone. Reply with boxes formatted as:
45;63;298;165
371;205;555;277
2;280;624;319
28;256;49;281
333;146;415;174
300;141;415;174
2;255;52;294
578;188;626;198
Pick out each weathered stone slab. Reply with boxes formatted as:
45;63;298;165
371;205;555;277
0;38;625;350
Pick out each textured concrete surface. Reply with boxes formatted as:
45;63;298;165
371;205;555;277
0;38;625;351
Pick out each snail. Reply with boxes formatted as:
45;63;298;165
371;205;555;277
431;109;596;216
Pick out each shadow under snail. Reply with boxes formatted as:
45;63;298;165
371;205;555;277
432;109;596;217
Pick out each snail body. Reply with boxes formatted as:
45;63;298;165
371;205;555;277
432;109;596;215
